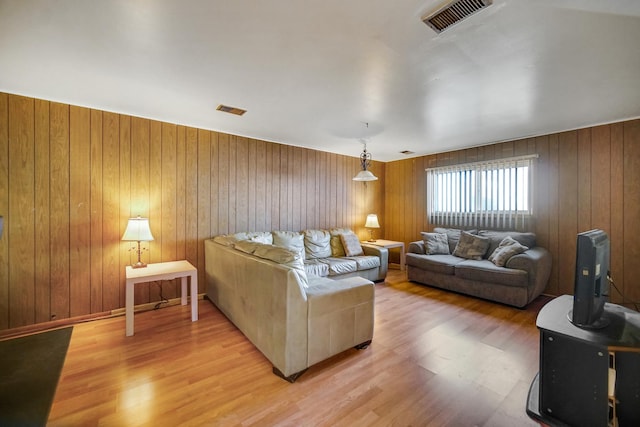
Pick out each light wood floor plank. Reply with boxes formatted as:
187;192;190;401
48;271;548;426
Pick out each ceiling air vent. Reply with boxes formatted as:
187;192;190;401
216;104;247;116
422;0;493;33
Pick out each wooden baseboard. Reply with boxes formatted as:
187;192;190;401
0;294;206;340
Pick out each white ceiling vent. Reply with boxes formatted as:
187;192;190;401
422;0;493;33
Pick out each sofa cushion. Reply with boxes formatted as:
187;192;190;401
329;228;353;257
421;232;449;255
478;230;536;258
234;240;264;254
453;231;490;260
454;259;528;287
213;235;236;246
304;259;330;277
319;257;358;276
272;230;305;259
345;255;381;270
234;231;273;244
303;229;332;259
406;254;464;275
252;244;308;287
488;236;529;267
340;233;364;257
434;227;477;254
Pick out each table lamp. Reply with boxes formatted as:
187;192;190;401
365;214;380;242
121;216;154;268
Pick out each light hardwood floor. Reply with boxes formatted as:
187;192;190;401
48;271;550;426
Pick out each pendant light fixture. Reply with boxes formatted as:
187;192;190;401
353;123;378;182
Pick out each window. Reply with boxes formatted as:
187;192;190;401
426;155;537;230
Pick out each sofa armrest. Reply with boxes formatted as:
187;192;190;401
506;247;552;301
361;244;389;279
408;241;425;254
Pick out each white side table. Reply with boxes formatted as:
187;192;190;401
363;239;405;271
125;260;198;336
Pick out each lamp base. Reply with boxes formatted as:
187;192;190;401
131;261;147;269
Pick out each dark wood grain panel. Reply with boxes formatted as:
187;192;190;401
623;120;640;304
89;109;103;313
101;112;121;311
148;120;162;302
34;99;51;323
69;105;91;317
8;95;35;327
118;115;131;308
609;123;624;304
590;125;611;232
161;122;178;299
131;116;150;304
184;127;198;269
556;131;579;295
197;129;211;290
577;128;592;233
0;93;7;329
49;102;70;320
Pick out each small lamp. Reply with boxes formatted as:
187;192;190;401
364;214;380;242
121;216;154;268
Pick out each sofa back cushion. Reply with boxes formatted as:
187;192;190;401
252;244;308;287
303;229;332;259
272;230;305;260
478;230;536;257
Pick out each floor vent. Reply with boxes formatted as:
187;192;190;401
216;104;247;116
422;0;493;33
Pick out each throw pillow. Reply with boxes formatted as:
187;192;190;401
488;236;529;267
453;230;490;260
340;232;364;257
329;228;353;257
420;232;449;255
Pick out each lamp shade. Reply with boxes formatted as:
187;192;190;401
365;214;380;228
353;170;378;181
121;217;154;241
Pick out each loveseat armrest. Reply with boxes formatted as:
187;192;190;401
361;244;389;279
506;247;552;302
408;240;425;254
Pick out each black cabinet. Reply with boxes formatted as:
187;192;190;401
527;295;640;427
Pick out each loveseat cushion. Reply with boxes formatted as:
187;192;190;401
319;257;358;276
453;231;490;260
454;259;528;287
303;229;332;259
304;259;330;277
405;253;464;275
345;255;381;270
478;230;536;258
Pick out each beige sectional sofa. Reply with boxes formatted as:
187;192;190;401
407;228;552;308
204;229;388;382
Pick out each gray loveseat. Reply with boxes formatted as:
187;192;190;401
406;228;552;308
204;229;387;382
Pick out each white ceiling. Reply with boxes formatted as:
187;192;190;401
1;0;639;162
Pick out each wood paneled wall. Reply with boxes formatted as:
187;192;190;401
384;120;640;308
0;92;384;330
